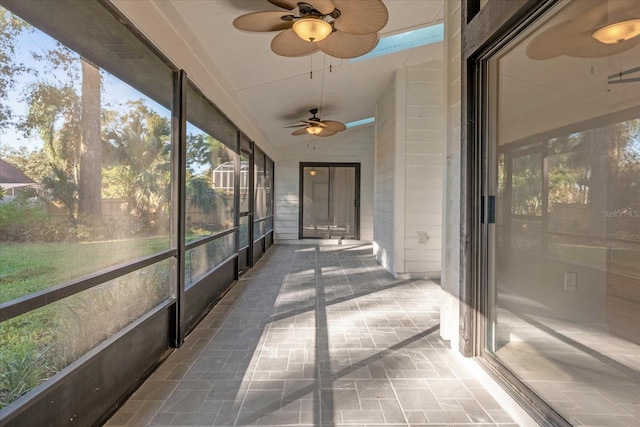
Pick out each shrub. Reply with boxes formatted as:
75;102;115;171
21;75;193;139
0;200;71;242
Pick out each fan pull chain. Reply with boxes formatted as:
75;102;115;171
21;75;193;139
310;51;313;79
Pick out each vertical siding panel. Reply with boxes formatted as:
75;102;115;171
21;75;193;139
374;77;397;274
403;59;445;277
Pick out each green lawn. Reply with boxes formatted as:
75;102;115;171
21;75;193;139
0;236;170;304
0;238;174;408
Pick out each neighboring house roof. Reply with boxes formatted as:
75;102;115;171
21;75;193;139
0;158;35;184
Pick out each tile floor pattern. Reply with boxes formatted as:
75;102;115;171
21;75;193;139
105;244;517;427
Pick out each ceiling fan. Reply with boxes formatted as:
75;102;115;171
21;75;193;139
233;0;388;59
286;108;347;137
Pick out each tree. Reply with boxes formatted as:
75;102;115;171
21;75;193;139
19;44;103;222
0;146;50;183
41;163;77;220
0;7;30;130
20;83;81;176
78;59;102;219
102;100;171;224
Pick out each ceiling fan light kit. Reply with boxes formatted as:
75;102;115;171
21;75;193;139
233;0;389;59
306;124;324;135
292;18;333;42
592;19;640;44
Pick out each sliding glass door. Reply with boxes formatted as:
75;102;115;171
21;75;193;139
299;163;360;240
478;1;640;424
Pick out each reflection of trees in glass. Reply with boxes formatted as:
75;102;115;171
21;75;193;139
614;119;640;211
546;120;640;239
547;133;590;208
511;151;542;216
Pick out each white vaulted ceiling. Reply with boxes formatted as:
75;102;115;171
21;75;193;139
110;0;445;153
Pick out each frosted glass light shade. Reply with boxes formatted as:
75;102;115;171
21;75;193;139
293;18;332;42
306;125;323;135
593;19;640;44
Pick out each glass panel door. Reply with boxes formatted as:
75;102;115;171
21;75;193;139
330;167;356;238
302;166;330;238
300;164;359;239
482;1;640;424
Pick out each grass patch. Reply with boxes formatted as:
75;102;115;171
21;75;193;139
0;260;170;409
0;237;170;303
0;230;222;409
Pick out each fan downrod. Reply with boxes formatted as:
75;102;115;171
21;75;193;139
299;2;341;18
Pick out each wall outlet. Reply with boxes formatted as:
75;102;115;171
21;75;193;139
564;272;577;291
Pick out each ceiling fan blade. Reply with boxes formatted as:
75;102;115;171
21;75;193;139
271;29;320;57
320;120;346;132
292;128;309;136
283;123;307;128
233;11;294;32
316;129;337;137
269;0;336;15
268;0;297;10
316;31;379;59
332;0;388;35
301;119;327;127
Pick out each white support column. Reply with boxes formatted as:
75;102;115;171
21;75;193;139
394;69;407;275
441;0;462;347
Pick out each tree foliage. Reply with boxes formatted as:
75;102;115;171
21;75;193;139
102;100;171;219
0;146;50;183
19;83;81;175
41;163;77;220
0;7;30;129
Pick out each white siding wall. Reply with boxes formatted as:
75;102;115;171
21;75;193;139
441;0;462;346
374;78;397;274
273;126;375;243
374;60;445;278
403;61;444;277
